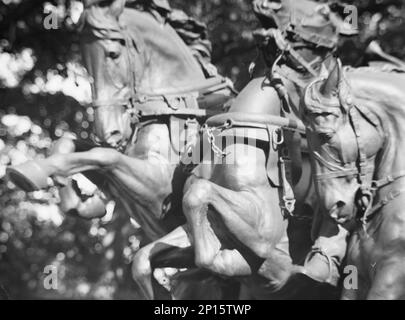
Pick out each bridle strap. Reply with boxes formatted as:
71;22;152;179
92;99;132;110
347;106;405;227
363;187;405;224
123;26;138;107
372;171;405;189
349;106;371;191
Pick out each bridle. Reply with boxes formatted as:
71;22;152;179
89;24;141;123
81;0;145;129
304;72;405;229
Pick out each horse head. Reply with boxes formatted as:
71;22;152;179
301;59;385;227
80;0;139;149
79;0;208;150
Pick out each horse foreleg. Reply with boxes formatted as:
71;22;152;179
367;248;405;300
132;225;192;300
303;212;349;286
8;146;121;192
40;147;121;177
184;178;283;257
183;179;278;276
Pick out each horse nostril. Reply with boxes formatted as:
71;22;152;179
329;201;346;221
336;201;345;209
109;130;122;137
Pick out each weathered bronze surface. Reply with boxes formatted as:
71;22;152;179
7;0;405;300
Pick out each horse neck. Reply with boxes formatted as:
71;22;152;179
122;9;206;94
348;69;405;181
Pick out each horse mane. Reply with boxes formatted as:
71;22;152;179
347;67;405;118
80;0;215;77
128;0;211;48
346;67;405;178
127;1;214;74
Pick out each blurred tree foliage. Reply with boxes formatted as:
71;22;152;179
0;0;404;299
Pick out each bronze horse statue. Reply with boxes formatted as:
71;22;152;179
301;58;405;299
131;0;356;299
7;0;237;299
8;0;383;300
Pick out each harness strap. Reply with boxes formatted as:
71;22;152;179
135;76;231;98
279;155;296;217
349;107;370;192
169;116;200;155
372;171;405;189
315;168;373;180
206;112;306;133
361;174;405;226
363;188;405;224
266;125;296;216
312;150;374;180
266;125;281;188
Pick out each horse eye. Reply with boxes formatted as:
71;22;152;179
318;131;334;141
105;41;123;60
107;50;121;60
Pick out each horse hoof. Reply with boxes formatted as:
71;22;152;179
300;252;340;287
6;160;51;192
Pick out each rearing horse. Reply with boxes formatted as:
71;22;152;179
132;0;356;299
301;58;405;299
7;0;236;299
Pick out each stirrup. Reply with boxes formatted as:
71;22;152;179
301;249;340;287
6;160;51;192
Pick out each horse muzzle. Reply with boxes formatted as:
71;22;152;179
328;201;355;225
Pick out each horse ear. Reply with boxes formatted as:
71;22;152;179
109;0;126;19
320;59;342;99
